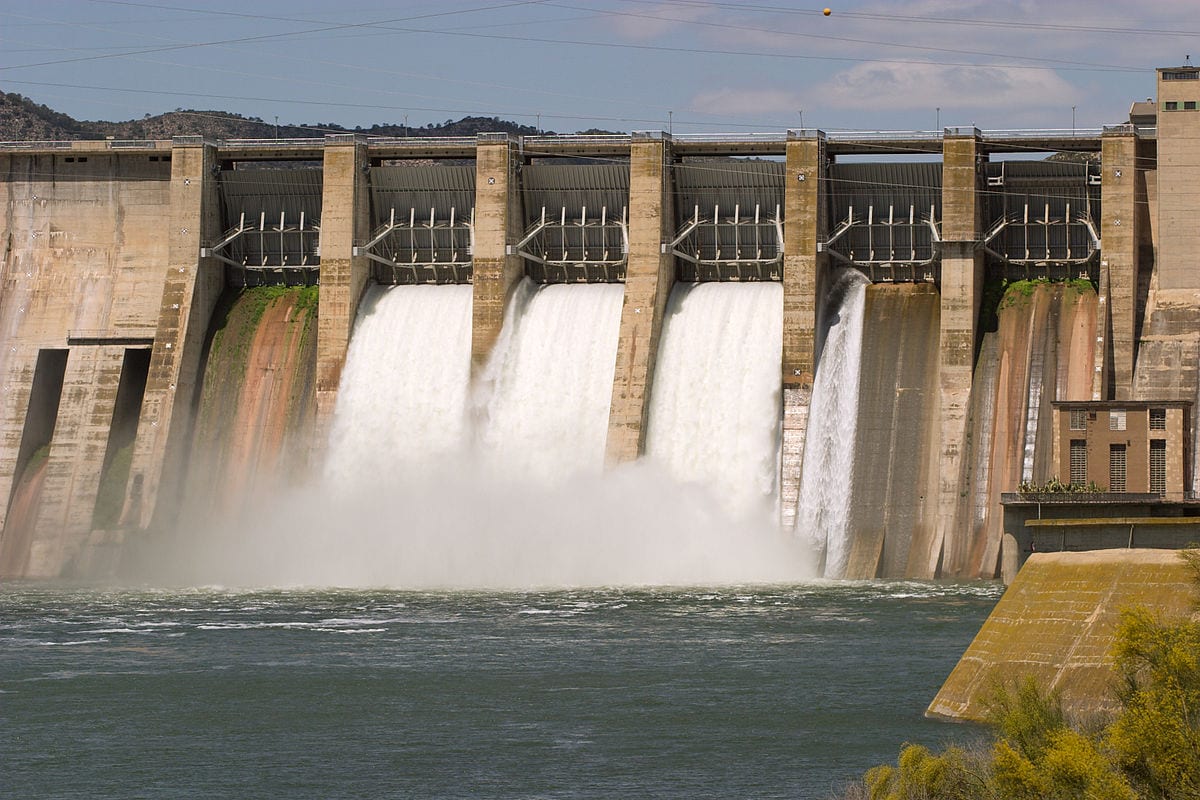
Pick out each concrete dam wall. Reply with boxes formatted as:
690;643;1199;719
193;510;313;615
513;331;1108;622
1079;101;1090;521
0;126;1186;582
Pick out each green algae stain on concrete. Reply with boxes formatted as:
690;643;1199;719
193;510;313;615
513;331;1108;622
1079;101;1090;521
928;549;1196;722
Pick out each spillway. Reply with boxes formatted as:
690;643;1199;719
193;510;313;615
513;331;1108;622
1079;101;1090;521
646;282;784;519
324;284;474;485
181;287;318;521
794;269;868;578
843;284;941;580
947;281;1097;578
475;279;623;481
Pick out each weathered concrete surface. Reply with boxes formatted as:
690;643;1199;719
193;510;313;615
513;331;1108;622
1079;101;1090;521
123;141;222;534
1155;68;1200;292
0;150;171;575
470;134;524;373
1101;131;1143;399
844;284;941;579
949;285;1098;580
929;549;1197;722
931;132;983;578
780;132;827;530
605;134;674;465
181;288;317;523
314;135;369;451
26;346;127;575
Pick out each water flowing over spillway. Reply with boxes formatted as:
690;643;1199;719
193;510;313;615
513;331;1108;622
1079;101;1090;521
476;279;623;481
794;270;868;578
156;278;813;588
646;282;784;519
324;284;474;485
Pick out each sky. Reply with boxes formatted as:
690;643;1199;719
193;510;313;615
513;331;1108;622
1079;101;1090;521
0;0;1192;136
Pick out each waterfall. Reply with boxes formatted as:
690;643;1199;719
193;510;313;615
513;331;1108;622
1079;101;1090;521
646;282;784;519
324;284;474;486
475;279;624;482
794;270;867;578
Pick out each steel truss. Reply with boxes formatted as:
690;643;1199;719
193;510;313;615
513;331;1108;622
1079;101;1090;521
516;205;628;283
671;203;783;281
353;206;474;285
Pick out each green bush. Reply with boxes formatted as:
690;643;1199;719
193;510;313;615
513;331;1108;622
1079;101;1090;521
834;550;1200;800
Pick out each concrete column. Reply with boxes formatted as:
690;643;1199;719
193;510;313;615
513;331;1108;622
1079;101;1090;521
931;129;985;576
605;132;675;465
26;346;126;576
779;131;828;529
471;133;525;371
0;350;38;533
1101;129;1140;400
125;138;223;530
314;134;371;447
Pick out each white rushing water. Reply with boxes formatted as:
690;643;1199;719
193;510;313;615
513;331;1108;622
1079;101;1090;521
158;278;816;589
324;284;474;486
794;269;868;578
646;282;784;520
475;278;624;482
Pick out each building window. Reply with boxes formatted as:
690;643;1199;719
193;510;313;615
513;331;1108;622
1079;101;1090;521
1166;101;1180;111
1163;70;1200;80
1150;408;1167;431
1070;440;1088;485
1150;440;1167;496
1110;444;1127;493
1187;101;1199;111
1069;409;1087;431
1109;409;1127;431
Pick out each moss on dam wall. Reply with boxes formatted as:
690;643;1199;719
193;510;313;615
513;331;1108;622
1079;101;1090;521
178;286;318;523
928;549;1197;722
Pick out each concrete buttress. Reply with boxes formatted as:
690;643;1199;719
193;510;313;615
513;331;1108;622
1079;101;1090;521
932;131;985;577
1101;130;1140;400
780;131;827;530
471;133;524;372
124;139;223;533
605;133;675;465
314;134;371;449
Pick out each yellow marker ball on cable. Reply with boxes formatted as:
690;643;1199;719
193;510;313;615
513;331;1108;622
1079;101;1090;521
823;7;831;15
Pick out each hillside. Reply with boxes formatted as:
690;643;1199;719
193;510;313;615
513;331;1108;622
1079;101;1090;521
0;90;577;142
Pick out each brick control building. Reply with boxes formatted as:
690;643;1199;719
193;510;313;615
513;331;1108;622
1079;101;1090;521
1052;402;1191;496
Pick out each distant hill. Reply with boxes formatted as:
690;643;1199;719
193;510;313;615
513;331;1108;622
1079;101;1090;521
0;90;614;142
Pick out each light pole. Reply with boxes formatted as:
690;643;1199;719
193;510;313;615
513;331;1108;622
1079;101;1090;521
1072;105;1076;135
936;107;940;132
799;109;804;131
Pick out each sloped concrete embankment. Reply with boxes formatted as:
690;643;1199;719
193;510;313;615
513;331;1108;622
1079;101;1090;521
928;549;1196;722
178;287;318;524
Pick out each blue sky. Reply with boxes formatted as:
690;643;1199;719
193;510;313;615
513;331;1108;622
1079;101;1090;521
0;1;1190;135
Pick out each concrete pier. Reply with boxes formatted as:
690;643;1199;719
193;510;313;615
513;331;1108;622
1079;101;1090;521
779;131;827;530
125;140;222;531
931;130;985;577
605;133;675;465
314;135;370;447
1101;129;1142;400
470;133;524;372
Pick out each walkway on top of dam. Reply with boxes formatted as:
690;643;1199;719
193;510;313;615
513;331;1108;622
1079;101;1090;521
0;126;1140;160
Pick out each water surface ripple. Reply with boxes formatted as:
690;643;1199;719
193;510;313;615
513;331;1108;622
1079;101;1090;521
0;582;999;799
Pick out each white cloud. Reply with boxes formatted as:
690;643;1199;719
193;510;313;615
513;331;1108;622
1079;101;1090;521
601;2;715;41
806;62;1075;111
688;87;804;116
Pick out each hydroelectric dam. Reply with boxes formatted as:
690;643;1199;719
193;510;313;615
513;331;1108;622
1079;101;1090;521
2;66;1198;584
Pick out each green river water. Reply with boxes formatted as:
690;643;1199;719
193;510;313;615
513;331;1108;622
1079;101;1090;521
1;582;1000;799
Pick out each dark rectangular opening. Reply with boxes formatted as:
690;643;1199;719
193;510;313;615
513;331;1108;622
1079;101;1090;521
1;349;69;574
92;349;151;529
